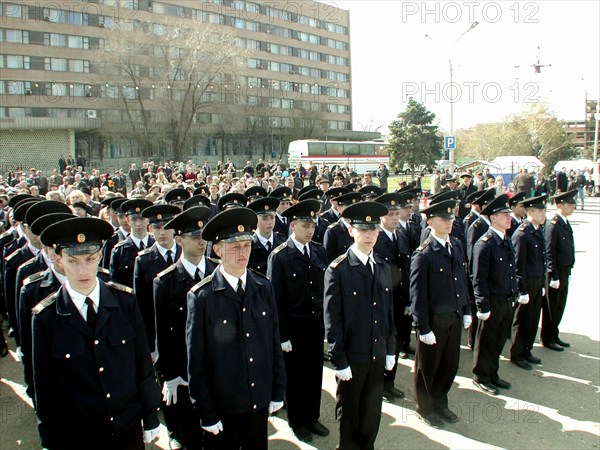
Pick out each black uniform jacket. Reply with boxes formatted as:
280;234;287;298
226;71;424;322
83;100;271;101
545;214;575;280
323;219;354;264
110;235;155;288
101;228;128;269
409;237;469;335
133;243;182;350
248;233;285;276
320;208;339;225
4;245;35;343
472;230;517;313
512;220;546;294
186;268;286;426
153;258;217;381
32;281;161;448
267;239;328;342
324;250;396;370
466;218;489;265
374;229;411;314
274;215;289;238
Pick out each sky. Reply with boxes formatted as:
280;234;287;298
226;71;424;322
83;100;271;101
334;0;600;135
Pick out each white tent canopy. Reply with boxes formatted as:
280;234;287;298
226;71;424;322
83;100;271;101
553;159;594;172
488;156;544;174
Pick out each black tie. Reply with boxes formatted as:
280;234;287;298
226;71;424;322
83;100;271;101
194;267;202;282
166;250;173;265
237;279;244;299
139;241;145;250
85;297;97;331
392;232;398;247
303;245;309;258
266;241;272;252
445;242;452;255
365;260;373;275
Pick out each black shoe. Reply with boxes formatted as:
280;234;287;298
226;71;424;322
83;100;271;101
556;339;570;348
292;426;313;443
545;342;564;352
511;359;532;370
491;378;511;389
306;421;330;437
472;380;499;395
383;386;404;399
416;412;445;429
0;343;8;358
526;355;542;364
398;351;409;359
437;407;459;423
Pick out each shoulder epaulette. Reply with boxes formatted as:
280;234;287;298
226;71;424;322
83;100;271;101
272;242;287;255
310;240;322;246
19;258;35;269
207;256;221;265
113;240;126;249
551;216;559;225
137;247;152;256
519;222;530;231
6;249;20;261
327;223;337;229
329;253;347;269
190;274;213;293
24;270;45;286
473;220;481;228
32;292;57;315
107;281;134;294
251;269;269;280
97;267;110;275
157;264;176;278
0;230;13;240
481;233;492;242
416;241;430;252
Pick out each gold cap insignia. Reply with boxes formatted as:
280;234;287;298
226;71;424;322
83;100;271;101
448;208;452;213
317;195;321;199
283;193;288;197
505;203;509;207
77;233;86;243
352;199;357;203
233;200;238;204
156;214;162;220
310;211;315;217
135;207;141;213
237;225;244;232
391;200;396;205
177;196;181;200
366;215;372;222
197;220;204;228
264;205;269;210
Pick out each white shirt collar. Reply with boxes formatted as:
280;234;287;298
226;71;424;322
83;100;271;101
481;215;491;226
472;210;481;218
255;232;273;248
119;227;129;237
430;232;451;249
156;241;177;260
556;212;568;224
51;265;67;285
398;220;408;230
130;234;149;249
65;278;100;321
349;243;376;267
42;248;53;267
380;225;394;241
291;235;309;256
182;256;206;279
28;243;40;256
489;226;506;240
219;265;247;291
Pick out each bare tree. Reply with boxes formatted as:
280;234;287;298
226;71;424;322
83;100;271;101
95;17;247;160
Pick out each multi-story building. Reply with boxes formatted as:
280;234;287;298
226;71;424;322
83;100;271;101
1;0;374;172
563;120;586;157
585;99;599;159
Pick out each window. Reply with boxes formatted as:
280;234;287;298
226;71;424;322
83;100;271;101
48;83;67;96
68;36;84;49
6;55;29;69
344;143;360;155
50;33;66;47
308;142;327;155
3;30;29;44
4;4;23;18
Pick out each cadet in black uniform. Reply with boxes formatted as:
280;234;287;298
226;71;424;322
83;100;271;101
165;188;191;211
245;186;268;203
410;200;470;428
507;192;527;238
134;204;181;354
397;186;422;253
510;194;548;369
155;206;217;450
542;190;577;351
270;186;293;238
319;187;348;224
267;200;329;443
101;198;130;269
247;197;284;276
374;193;411;402
110;199;154;288
472;194;517;395
298;189;328;244
457;174;477;219
323;192;362;263
359;185;383;201
33;216;161;449
187;208;286;450
463;189;492;231
324;202;396;450
420;191;464;246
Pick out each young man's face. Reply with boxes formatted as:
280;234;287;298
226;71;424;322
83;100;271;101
527;208;546;226
214;240;252;275
58;250;102;294
350;226;378;250
177;235;207;260
491;212;512;231
130;216;149;239
23;225;42;249
277;200;290;214
290;220;316;244
557;202;575;217
381;209;400;231
151;223;175;248
428;216;453;237
257;214;275;236
398;206;412;222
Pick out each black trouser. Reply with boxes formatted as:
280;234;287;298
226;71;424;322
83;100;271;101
473;296;513;384
283;317;324;429
336;358;385;450
541;268;570;345
206;408;268;450
510;276;544;361
384;311;412;390
161;384;203;449
62;422;144;450
414;313;462;415
467;277;478;348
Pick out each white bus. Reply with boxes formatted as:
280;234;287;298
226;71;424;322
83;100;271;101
288;140;390;174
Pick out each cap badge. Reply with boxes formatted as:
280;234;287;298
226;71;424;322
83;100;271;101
310;211;315;217
366;215;372;222
197;220;204;228
135;207;141;213
77;233;86;243
264;205;269;210
447;208;452;213
233;200;238;204
505;203;509;207
237;225;244;232
156;214;162;220
391;200;396;205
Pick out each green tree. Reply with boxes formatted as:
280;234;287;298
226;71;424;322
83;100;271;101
387;98;444;171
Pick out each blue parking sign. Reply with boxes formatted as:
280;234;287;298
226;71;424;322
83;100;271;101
444;136;456;149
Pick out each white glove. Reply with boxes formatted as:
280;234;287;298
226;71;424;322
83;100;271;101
549;279;560;289
568;276;571;284
335;367;353;381
385;355;396;371
202;421;223;435
419;331;436;345
477;311;491;321
151;350;159;364
268;401;284;414
15;346;23;362
142;425;160;443
542;287;546;296
281;340;292;352
162;377;189;406
518;294;530;304
463;315;472;329
404;306;412;316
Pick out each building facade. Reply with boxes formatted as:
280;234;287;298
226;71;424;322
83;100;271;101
1;0;362;171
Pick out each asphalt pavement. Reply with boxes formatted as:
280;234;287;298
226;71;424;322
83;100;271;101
1;197;598;449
